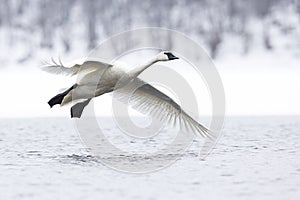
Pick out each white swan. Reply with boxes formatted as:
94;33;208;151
43;51;212;138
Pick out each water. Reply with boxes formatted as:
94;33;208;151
1;116;300;200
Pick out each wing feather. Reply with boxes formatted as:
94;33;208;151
41;58;112;76
114;78;214;139
41;59;80;76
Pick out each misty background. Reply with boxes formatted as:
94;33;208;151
1;2;300;200
0;0;300;117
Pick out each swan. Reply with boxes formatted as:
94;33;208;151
42;51;213;138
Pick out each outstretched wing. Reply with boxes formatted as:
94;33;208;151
114;78;214;139
41;57;81;76
41;58;112;76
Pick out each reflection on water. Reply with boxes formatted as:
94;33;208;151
0;117;300;199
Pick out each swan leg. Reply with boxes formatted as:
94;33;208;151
70;98;91;118
48;84;78;107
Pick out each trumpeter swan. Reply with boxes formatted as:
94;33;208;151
42;51;212;138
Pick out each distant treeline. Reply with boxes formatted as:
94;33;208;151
0;0;299;58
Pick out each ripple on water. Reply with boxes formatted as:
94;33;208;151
1;117;300;199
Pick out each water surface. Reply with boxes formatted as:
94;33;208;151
0;117;299;200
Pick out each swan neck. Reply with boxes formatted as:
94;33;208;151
130;57;158;77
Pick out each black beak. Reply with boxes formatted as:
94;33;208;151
165;52;179;60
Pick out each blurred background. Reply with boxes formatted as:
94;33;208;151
1;2;300;199
0;0;300;117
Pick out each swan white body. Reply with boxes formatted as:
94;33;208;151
43;52;213;139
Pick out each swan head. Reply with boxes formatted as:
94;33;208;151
157;51;179;61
